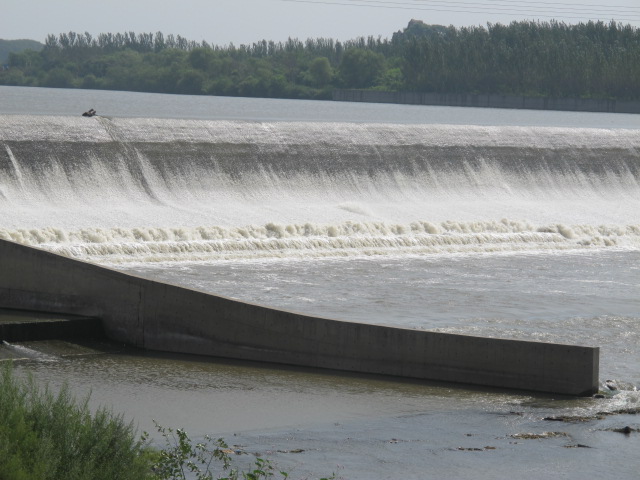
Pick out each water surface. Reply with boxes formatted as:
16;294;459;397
2;86;639;479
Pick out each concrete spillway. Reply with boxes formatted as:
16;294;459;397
1;114;616;396
0;238;599;396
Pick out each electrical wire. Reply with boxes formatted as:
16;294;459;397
280;0;640;22
389;0;639;15
412;0;640;11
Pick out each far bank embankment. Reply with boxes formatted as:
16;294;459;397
333;90;640;114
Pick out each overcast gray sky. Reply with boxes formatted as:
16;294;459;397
3;0;640;45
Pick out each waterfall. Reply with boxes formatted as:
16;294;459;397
1;115;638;262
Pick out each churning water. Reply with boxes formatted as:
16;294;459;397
1;86;639;479
2;115;638;258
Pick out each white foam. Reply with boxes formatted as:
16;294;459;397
1;220;637;264
0;116;638;263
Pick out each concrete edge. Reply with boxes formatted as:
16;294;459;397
0;238;600;396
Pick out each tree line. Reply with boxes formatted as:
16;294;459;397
1;19;639;100
0;39;42;64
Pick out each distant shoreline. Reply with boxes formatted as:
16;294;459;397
333;89;640;115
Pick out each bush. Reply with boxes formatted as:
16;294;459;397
0;363;334;480
0;363;152;480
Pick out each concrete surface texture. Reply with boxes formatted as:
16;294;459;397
0;238;599;396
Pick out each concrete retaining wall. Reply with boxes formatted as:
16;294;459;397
333;89;640;114
0;238;599;396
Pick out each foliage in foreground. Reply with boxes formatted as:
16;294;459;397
0;363;334;480
0;362;150;480
148;423;297;480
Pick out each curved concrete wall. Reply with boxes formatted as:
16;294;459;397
0;238;599;396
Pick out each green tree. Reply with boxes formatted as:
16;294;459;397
176;69;205;94
308;56;332;87
42;67;75;88
187;47;215;71
0;39;43;64
2;23;640;100
339;48;385;88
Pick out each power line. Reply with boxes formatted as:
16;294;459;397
416;0;640;12
281;0;640;18
280;0;640;21
397;0;640;15
344;0;640;18
283;0;640;13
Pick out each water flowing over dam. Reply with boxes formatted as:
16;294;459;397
2;88;639;477
0;115;638;263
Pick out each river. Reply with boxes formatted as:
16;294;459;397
1;85;639;479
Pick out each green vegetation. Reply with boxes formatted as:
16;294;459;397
398;19;640;100
0;363;332;480
150;422;336;480
0;363;150;480
1;19;640;100
0;39;43;64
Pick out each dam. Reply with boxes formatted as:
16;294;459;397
1;113;638;396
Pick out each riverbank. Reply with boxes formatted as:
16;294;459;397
333;89;640;114
9;345;639;480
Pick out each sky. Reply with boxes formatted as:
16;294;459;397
2;0;640;45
